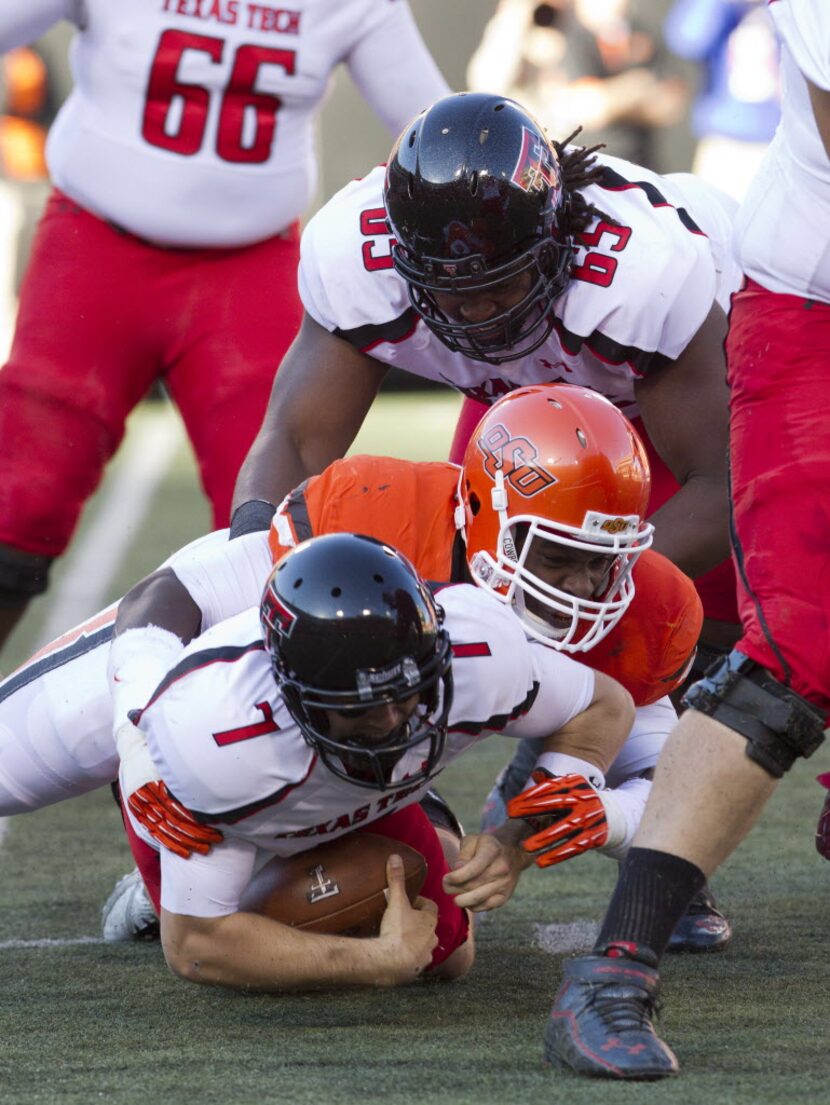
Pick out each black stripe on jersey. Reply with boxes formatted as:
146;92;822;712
449;680;540;737
334;308;419;353
135;639;266;720
594;165;705;237
188;755;318;825
283;480;314;544
0;624;113;704
552;316;671;378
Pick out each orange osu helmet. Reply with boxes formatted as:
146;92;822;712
458;383;654;651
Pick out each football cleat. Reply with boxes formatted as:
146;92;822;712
666;884;732;953
545;953;679;1080
101;868;159;943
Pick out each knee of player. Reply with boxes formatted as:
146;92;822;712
427;927;476;982
682;648;827;779
161;935;203;984
160;918;216;985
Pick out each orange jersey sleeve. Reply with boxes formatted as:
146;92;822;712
585;550;703;706
269;455;460;581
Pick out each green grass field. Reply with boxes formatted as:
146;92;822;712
1;393;828;1104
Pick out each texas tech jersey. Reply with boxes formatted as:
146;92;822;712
735;1;830;301
0;0;447;246
137;583;595;915
298;156;740;419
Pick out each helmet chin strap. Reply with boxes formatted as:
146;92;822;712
493;469;524;568
491;468;509;514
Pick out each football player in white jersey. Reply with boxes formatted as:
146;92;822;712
541;0;830;1080
1;531;637;990
231;91;742;673
94;384;701;944
0;0;449;658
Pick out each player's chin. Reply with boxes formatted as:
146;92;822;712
472;325;511;351
528;601;570;633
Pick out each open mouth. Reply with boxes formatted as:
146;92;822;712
469;322;510;348
526;595;570;629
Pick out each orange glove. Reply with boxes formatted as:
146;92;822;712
127;781;223;860
507;771;614;869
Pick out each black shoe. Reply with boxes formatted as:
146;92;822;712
545;953;679;1080
666;884;732;954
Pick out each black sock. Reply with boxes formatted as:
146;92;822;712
593;847;706;965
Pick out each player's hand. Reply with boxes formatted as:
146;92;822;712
442;832;527;912
376;854;438;986
507;771;622;868
116;720;223;859
127;781;224;860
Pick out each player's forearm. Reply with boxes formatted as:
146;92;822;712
540;672;635;776
161;910;417;992
232;316;387;516
231;421;321;517
647;472;730;579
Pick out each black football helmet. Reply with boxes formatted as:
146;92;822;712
384;92;572;364
261;533;453;791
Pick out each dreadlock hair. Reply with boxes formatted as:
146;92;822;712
551;127;615;235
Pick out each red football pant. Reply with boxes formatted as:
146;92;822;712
123;800;469;971
0;189;303;556
727;277;830;720
449;395;738;624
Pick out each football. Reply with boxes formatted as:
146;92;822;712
238;832;428;937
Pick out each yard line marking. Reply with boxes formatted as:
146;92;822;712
36;409;183;647
0;936;107;950
533;920;599;955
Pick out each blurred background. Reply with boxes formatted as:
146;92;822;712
0;0;779;668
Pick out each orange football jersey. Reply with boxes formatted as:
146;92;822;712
269;455;701;706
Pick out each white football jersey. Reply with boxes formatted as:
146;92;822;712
136;583;595;916
735;0;830;302
0;0;447;247
298;156;740;420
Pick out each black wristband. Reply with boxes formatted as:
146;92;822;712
229;499;276;539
